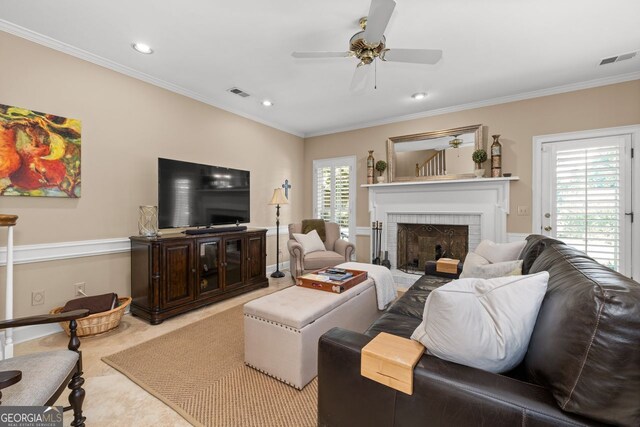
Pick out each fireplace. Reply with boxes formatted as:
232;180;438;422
365;177;515;286
397;224;469;274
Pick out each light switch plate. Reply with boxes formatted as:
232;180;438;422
517;206;529;216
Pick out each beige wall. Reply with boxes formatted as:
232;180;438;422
304;79;640;261
0;32;304;318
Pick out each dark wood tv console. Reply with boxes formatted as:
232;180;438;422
130;228;268;324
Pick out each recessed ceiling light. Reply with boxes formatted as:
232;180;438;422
411;92;427;100
132;43;153;54
261;100;274;107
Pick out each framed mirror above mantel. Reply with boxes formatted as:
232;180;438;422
387;124;485;182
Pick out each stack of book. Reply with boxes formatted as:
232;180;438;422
318;268;353;281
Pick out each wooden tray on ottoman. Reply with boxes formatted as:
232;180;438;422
296;268;368;294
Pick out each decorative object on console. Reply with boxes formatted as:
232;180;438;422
371;221;383;264
138;205;158;236
269;188;289;278
491;134;503;177
367;150;375;184
472;148;487;178
411;272;550;373
375;160;387;183
0;103;81;198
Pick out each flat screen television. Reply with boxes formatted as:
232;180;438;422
158;158;250;229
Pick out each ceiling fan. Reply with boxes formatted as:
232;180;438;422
292;0;443;91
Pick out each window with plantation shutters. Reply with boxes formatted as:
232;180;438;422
313;156;356;241
540;135;633;276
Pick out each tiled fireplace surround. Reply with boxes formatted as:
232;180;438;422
364;178;516;287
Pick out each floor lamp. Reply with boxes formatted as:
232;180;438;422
269;188;288;278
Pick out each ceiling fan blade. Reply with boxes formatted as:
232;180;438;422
381;48;443;64
350;63;373;93
362;0;396;46
292;51;352;59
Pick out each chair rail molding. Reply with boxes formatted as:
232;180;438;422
0;226;288;266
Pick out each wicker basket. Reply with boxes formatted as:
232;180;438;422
50;296;132;337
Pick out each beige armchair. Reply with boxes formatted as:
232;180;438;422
287;221;355;280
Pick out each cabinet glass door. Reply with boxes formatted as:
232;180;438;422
224;238;244;287
198;240;221;295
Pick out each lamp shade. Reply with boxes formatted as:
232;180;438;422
269;188;288;205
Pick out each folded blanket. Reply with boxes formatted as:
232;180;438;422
302;219;326;241
337;262;397;310
62;293;119;315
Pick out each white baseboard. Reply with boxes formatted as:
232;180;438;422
0;227;287;266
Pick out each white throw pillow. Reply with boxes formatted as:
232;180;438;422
460;252;523;279
292;229;326;255
411;272;549;373
475;239;526;264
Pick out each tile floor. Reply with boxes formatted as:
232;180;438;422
15;276;294;427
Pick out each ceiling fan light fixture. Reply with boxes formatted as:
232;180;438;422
449;135;463;148
132;42;153;54
411;92;426;100
261;100;274;107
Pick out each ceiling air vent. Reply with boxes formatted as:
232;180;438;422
599;51;637;66
227;87;251;98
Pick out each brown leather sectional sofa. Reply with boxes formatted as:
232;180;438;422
317;235;640;426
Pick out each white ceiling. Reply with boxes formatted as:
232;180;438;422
1;0;639;137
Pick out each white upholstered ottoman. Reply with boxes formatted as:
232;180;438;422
244;278;380;389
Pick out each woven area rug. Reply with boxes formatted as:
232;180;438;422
102;305;318;427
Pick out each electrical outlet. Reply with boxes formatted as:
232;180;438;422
32;290;45;306
74;282;86;296
517;205;529;216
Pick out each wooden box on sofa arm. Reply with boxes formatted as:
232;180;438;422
0;309;89;427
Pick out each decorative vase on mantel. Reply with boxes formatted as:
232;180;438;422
366;150;375;184
473;167;485;178
491;135;503;177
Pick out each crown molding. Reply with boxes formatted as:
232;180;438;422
3;19;637;141
0;20;304;138
304;72;640;138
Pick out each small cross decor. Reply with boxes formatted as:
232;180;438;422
282;179;292;199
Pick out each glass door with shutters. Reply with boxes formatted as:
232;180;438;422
312;156;356;242
540;135;633;276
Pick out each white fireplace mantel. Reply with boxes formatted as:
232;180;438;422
363;177;518;281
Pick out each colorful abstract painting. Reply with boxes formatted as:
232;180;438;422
0;104;81;197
